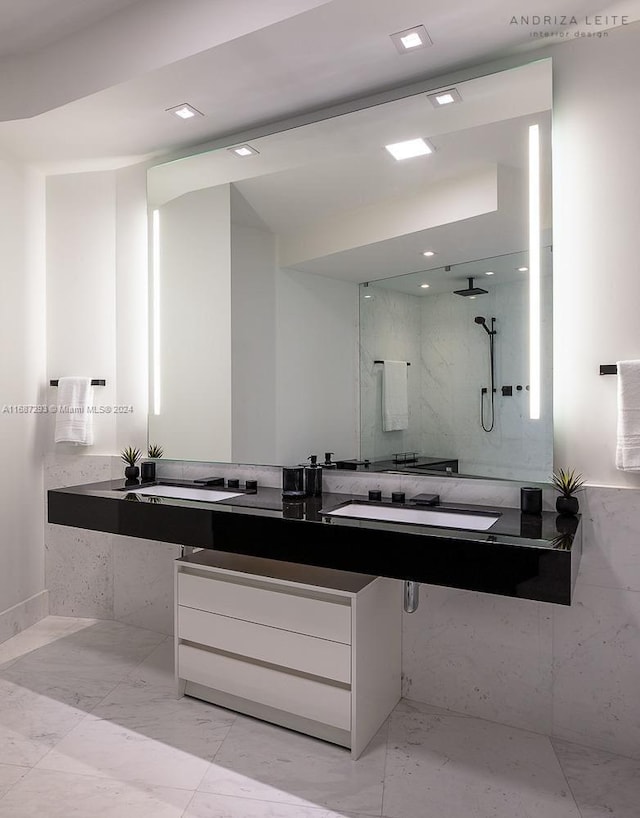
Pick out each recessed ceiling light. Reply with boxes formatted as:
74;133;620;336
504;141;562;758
469;296;476;300
228;144;259;157
364;295;373;299
518;266;529;272
485;271;495;276
385;138;433;160
166;103;203;120
390;25;433;53
427;88;462;108
420;283;430;289
422;250;436;257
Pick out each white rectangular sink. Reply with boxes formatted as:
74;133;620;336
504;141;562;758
324;502;499;531
126;485;243;503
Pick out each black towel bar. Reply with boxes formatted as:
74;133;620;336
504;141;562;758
374;360;411;366
50;379;106;386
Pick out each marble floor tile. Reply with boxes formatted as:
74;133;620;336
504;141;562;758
198;715;387;814
0;763;29;798
0;677;93;767
2;619;166;682
0;616;98;669
553;739;640;818
0;768;193;818
383;708;580;818
35;715;214;790
183;792;380;817
88;670;236;760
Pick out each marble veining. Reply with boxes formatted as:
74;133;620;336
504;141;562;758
552;739;640;818
0;617;637;817
384;706;580;818
402;584;554;734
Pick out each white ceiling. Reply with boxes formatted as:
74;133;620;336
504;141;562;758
0;0;140;57
0;0;636;172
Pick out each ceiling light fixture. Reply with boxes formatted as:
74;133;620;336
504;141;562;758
422;250;435;257
228;144;259;157
166;103;203;120
485;271;495;276
420;283;430;289
427;88;462;108
390;25;433;53
385;138;433;160
518;266;529;272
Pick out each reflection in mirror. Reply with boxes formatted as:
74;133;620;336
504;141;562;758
147;58;552;480
360;247;553;481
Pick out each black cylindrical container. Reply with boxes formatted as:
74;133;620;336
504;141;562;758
140;461;155;483
368;490;382;501
520;486;542;515
246;479;258;492
227;479;240;488
282;467;305;498
392;491;405;504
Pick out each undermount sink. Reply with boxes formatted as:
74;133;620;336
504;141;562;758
323;501;500;531
126;485;244;503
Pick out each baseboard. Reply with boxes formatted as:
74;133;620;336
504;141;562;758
0;590;49;646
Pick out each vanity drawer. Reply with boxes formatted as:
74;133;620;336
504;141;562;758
178;605;351;683
178;572;351;644
179;643;351;730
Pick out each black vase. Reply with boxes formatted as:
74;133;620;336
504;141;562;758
556;495;579;515
124;465;140;481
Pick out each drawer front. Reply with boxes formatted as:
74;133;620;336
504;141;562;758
178;605;351;684
178;644;350;730
178;572;351;644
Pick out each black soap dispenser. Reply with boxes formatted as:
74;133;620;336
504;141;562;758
322;452;337;469
304;455;323;497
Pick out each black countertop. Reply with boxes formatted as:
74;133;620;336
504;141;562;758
47;479;581;605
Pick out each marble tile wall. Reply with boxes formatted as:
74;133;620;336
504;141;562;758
45;454;640;760
403;482;640;760
45;455;179;634
419;276;553;481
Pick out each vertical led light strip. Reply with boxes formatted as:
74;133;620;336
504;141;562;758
528;124;541;420
152;209;161;416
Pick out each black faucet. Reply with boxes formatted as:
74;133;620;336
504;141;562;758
193;476;225;486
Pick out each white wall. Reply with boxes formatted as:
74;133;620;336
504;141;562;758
46;167;149;457
148;186;232;461
276;267;359;465
0;159;47;629
550;25;640;487
231;219;278;464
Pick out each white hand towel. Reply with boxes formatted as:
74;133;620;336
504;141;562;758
616;360;640;470
54;377;95;446
382;360;409;431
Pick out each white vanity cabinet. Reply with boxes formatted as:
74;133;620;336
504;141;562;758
174;550;401;758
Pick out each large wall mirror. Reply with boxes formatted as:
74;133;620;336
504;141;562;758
147;58;552;481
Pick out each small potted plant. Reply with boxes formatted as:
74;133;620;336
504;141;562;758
121;446;142;481
147;444;164;459
551;467;585;516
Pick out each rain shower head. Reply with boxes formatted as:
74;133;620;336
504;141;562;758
454;277;488;297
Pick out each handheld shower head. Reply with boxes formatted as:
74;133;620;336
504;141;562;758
474;316;495;336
